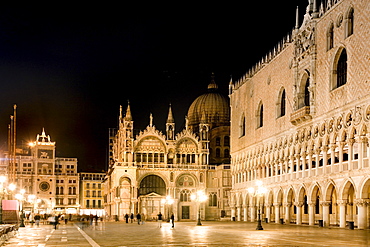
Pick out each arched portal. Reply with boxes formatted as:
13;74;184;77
138;175;166;221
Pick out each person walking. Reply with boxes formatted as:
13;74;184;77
170;213;175;228
136;213;141;225
124;213;129;223
34;214;41;227
157;212;163;228
130;213;134;223
53;215;59;229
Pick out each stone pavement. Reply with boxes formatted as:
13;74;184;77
1;220;370;246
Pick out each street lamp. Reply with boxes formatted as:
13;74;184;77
191;190;208;226
15;189;25;227
248;180;267;230
161;195;174;222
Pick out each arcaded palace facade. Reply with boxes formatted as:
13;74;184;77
229;0;370;229
104;79;231;221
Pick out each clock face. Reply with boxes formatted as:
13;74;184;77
39;182;50;192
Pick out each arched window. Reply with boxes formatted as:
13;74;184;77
239;115;246;137
257;102;263;128
337;49;347;88
281;89;286;116
208;193;217;207
304;78;310;107
277;88;286;118
327;23;334;50
345;7;354;38
180;189;191;202
139;175;166;196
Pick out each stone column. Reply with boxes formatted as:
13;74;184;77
284;203;291;223
338;142;345;172
308;203;315;226
274;203;280;223
337;200;347;228
307;149;313;177
348;139;354;170
243;206;248;221
250;205;256;222
314;148;320;176
358;136;367;169
237;206;241;221
295;202;303;225
355;199;369;229
322;146;329;174
266;204;272;223
321;201;331;227
329;143;336;172
231;204;236;221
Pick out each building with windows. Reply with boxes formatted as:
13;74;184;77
1;129;79;216
79;172;105;217
104;78;231;222
229;0;370;229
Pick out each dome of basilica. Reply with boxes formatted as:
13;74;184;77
187;78;230;129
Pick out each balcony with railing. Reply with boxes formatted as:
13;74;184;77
290;106;312;125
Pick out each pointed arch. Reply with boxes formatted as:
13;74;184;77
331;47;348;90
297;72;310;109
344;6;354;38
239;113;246;137
256;101;264;128
277;87;286;118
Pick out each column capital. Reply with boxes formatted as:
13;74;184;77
355;199;370;207
294;202;304;207
320;201;331;207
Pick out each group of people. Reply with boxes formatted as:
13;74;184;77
124;213;142;224
157;212;175;228
123;212;175;228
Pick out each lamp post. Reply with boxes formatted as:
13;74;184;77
161;195;174;222
15;189;25;227
248;180;267;230
191;190;208;226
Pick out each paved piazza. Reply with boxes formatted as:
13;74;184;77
2;221;370;246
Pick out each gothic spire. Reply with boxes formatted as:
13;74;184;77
166;104;175;123
124;101;132;121
295;6;299;29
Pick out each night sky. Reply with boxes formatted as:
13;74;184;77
0;2;308;172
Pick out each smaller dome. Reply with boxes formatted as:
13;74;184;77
187;77;230;129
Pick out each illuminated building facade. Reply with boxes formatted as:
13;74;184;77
79;172;105;216
2;129;79;216
229;0;370;228
104;79;231;221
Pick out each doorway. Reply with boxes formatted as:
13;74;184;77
182;206;190;219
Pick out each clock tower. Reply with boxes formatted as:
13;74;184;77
29;129;56;208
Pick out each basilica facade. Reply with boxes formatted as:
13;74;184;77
229;0;370;229
104;79;231;221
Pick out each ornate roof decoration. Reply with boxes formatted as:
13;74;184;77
136;125;166;142
175;127;199;142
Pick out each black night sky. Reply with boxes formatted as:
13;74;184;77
0;2;308;171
